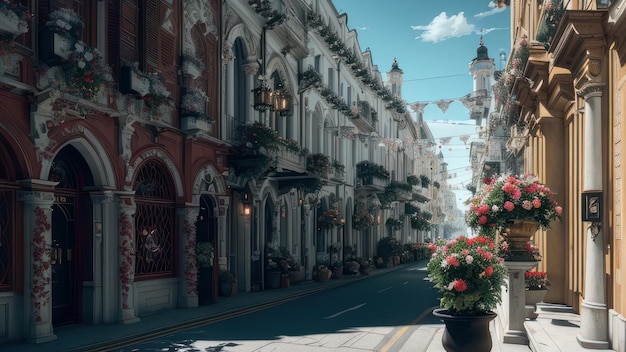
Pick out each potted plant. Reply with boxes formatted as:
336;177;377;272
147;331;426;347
313;264;332;282
317;209;343;230
467;173;563;258
218;270;237;297
525;270;551;319
428;235;508;351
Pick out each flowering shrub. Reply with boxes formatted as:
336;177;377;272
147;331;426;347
306;153;332;175
467;173;562;236
181;87;211;122
427;235;507;315
46;7;84;39
525;271;550;290
352;210;375;231
142;71;174;116
318;209;343;229
0;0;31;42
57;41;113;100
236;122;281;154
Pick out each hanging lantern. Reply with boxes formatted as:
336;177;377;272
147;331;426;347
271;84;292;116
252;78;273;111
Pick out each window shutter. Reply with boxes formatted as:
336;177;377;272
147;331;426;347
120;0;139;63
144;0;159;71
107;0;121;74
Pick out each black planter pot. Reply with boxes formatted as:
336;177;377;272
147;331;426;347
432;308;496;352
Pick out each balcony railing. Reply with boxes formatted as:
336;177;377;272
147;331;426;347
350;100;377;132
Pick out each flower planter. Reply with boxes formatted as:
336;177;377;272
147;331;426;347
119;66;150;96
180;115;212;133
433;308;497;352
0;11;28;35
218;280;235;297
504;220;539;261
525;289;548;319
39;29;73;66
314;271;332;282
331;267;343;279
265;271;282;289
280;274;290;288
288;269;304;283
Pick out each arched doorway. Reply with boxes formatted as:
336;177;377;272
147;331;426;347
196;195;217;305
49;145;95;326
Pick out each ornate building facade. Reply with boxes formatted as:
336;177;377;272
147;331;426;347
0;0;443;346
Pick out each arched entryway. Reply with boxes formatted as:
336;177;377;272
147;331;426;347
48;145;95;326
196;195;217;305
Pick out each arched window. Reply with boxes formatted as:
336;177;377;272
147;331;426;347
0;139;17;292
233;38;248;128
134;159;177;279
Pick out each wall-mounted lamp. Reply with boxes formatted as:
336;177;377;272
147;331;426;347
271;83;292;116
253;78;273;111
243;204;252;216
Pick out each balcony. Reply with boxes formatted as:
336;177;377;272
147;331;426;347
391;182;413;202
412;185;431;203
356;175;388;194
350;100;377;133
327;167;345;183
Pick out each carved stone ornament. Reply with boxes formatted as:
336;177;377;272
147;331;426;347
588;59;601;77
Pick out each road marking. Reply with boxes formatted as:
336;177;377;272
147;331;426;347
323;303;367;319
379;305;439;352
403;281;409;285
377;286;392;293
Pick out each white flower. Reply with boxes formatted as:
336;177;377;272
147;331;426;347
83;51;93;61
465;255;474;264
77;61;86;69
491;205;499;212
440;261;448;269
74;42;84;53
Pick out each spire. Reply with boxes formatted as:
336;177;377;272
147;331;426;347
476;36;489;60
390;57;403;73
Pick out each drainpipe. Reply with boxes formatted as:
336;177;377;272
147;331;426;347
577;84;609;349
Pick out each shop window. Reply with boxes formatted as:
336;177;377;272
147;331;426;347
133;159;176;279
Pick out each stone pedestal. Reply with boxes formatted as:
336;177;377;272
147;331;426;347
500;260;538;344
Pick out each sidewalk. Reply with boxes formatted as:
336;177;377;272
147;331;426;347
1;264;612;352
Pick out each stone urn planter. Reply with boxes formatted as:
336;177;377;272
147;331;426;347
265;271;282;289
432;308;497;352
503;220;539;261
525;289;548;319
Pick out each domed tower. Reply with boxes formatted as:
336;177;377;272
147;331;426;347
386;58;403;98
468;37;495;124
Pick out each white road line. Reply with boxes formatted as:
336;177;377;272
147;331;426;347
377;287;392;293
323;303;367;319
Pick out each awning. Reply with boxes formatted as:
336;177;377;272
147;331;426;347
267;171;320;195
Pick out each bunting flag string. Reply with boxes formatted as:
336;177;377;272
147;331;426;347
410;89;490;115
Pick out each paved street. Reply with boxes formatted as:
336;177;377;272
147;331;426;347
107;264;443;352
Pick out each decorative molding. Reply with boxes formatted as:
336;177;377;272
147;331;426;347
576;83;605;99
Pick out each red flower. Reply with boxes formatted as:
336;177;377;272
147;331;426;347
453;279;468;292
483;266;494;277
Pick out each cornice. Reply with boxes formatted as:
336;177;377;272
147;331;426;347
551;10;608;90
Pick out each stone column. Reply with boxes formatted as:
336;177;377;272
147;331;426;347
501;260;538;344
577;84;609;349
117;192;140;324
18;181;57;343
178;205;200;308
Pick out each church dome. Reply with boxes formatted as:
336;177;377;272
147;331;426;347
477;37;489;60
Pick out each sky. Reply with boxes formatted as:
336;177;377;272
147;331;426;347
331;0;511;211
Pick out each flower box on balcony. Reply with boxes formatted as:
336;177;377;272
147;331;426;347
119;65;150;96
39;29;74;66
180;115;212;133
0;9;28;36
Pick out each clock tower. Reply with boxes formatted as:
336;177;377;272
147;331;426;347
387;58;404;98
468;37;495;124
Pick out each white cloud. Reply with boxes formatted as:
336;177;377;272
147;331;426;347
476;27;508;35
412;12;474;43
355;26;369;31
475;1;507;18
